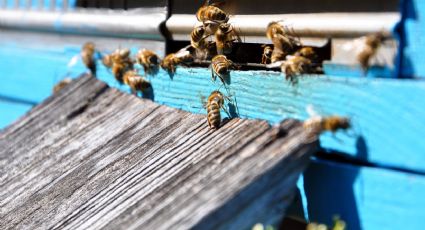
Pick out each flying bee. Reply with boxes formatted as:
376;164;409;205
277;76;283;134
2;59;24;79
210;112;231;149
266;21;299;63
136;49;160;74
211;54;234;84
304;116;351;135
205;90;230;130
215;23;241;55
160;48;193;74
52;78;72;94
191;25;209;50
261;45;273;64
303;105;351;135
357;32;385;70
123;70;151;95
281;56;312;85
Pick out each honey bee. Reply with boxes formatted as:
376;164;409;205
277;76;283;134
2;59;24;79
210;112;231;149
191;25;209;50
304;116;351;135
206;90;228;129
211;54;233;83
294;47;317;60
357;32;385;70
281;56;312;84
215;23;241;55
303;105;351;135
123;70;151;94
196;4;229;24
261;45;273;64
266;21;299;63
136;49;160;74
52;78;72;94
160;48;193;74
81;42;97;76
110;48;134;83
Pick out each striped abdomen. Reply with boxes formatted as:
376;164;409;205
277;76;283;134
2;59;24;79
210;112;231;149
197;6;228;22
207;101;221;129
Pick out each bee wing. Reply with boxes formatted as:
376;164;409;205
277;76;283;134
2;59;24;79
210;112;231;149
67;54;81;69
342;36;367;54
306;104;322;119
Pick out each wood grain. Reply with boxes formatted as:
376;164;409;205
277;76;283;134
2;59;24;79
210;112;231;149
0;75;318;229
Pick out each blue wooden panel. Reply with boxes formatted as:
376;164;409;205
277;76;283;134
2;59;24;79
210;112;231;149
0;44;82;103
400;0;425;77
0;100;33;129
97;67;425;173
304;159;425;230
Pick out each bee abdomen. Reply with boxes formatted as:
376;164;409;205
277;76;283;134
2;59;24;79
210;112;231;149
207;102;221;129
204;6;228;21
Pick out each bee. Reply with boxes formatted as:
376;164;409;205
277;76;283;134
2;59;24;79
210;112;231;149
110;48;134;83
266;21;299;63
304;116;351;135
303;105;351;135
81;42;97;76
294;47;317;60
215;23;241;55
357;32;385;70
261;45;273;64
160;48;193;74
136;49;160;74
52;78;72;94
196;4;229;24
211;54;234;83
281;55;312;84
206;90;228;129
123;70;151;94
191;25;209;50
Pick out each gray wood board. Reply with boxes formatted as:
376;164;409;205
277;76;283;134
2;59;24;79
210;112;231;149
0;75;318;230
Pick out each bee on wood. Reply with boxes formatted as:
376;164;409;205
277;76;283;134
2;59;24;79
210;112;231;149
160;48;193;74
81;42;97;76
191;25;209;50
211;54;234;83
123;70;151;95
215;23;241;55
109;48;134;83
266;21;299;63
205;90;230;130
52;78;72;94
281;55;312;85
261;45;273;64
136;49;160;74
303;105;351;135
357;32;385;70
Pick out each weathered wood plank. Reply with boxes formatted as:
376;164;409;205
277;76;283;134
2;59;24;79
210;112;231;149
98;66;425;173
0;75;318;229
